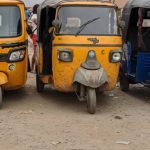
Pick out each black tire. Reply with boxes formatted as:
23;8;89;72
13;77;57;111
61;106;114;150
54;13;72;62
36;73;44;93
86;88;96;114
120;74;129;92
0;86;2;109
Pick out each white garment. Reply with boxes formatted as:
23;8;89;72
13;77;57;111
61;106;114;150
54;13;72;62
31;14;37;35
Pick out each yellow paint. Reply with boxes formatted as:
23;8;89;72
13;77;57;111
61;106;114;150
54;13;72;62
36;43;43;74
0;72;8;85
38;1;122;92
52;36;122;92
0;0;28;90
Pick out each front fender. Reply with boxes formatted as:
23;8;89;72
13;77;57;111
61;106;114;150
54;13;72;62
73;67;108;88
0;72;8;85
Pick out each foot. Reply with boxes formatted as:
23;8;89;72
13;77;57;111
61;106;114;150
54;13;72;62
31;70;35;74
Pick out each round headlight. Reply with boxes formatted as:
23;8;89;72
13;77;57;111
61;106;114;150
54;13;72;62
60;52;70;60
58;50;73;62
88;51;95;58
112;52;121;62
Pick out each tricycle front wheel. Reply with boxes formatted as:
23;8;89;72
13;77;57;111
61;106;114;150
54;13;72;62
86;88;96;114
0;86;3;109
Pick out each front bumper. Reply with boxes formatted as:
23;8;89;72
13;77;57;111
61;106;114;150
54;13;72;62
73;67;108;88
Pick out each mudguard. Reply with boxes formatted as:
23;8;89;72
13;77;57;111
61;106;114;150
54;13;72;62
73;67;108;88
0;72;8;85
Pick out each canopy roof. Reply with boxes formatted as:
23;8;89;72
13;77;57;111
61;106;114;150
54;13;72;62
124;0;150;9
122;0;150;41
39;0;113;9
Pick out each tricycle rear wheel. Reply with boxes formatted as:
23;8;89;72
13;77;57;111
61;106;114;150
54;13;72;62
120;74;129;92
86;88;96;114
0;86;2;109
36;73;44;93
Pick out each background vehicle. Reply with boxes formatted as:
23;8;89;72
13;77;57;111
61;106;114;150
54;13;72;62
120;0;150;91
36;0;122;114
0;0;28;108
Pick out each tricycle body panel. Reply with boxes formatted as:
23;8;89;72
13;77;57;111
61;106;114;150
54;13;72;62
52;36;122;92
37;1;122;92
122;43;150;85
0;1;28;90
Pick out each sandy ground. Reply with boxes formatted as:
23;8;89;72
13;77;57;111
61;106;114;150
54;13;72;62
1;41;150;150
0;72;150;150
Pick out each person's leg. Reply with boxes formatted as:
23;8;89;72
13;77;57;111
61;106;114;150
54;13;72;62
31;34;37;73
31;52;35;72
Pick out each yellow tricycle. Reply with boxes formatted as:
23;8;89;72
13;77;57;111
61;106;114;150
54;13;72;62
36;0;123;114
0;0;28;108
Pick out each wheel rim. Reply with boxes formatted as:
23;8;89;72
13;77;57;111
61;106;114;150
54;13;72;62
87;88;96;114
0;86;2;109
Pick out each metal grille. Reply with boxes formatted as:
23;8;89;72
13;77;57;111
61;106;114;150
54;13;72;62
143;55;150;67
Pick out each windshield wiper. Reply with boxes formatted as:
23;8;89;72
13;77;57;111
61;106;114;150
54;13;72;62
75;17;100;36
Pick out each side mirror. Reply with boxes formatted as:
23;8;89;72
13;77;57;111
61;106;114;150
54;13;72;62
118;20;126;29
52;19;61;32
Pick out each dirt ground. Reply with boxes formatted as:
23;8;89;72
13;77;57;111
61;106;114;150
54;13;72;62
0;73;149;150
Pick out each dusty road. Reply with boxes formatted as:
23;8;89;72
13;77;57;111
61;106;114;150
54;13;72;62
0;73;150;150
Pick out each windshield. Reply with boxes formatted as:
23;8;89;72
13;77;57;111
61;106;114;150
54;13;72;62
0;6;22;38
57;6;118;35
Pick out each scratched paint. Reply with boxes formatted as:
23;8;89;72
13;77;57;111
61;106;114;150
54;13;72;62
52;36;122;92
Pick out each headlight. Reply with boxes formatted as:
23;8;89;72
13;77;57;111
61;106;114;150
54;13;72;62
109;50;122;63
58;49;73;62
88;50;95;58
9;48;26;62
